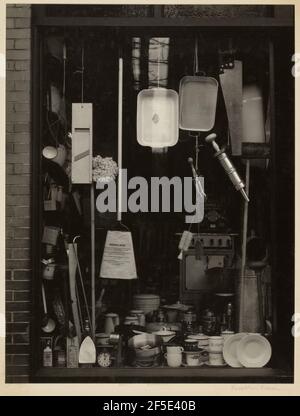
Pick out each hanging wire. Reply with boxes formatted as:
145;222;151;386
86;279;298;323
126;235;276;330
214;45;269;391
81;44;84;103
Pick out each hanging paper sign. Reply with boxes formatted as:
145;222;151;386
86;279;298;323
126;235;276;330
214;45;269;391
100;231;137;280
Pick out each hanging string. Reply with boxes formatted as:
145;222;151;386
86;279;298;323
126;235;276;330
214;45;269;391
81;44;84;103
157;44;160;88
195;135;199;172
193;37;199;75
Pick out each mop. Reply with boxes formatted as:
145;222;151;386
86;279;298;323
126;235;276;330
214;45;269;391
99;48;137;282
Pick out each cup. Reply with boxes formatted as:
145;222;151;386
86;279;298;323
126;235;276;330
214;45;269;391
166;346;184;354
185;352;200;367
209;336;224;353
209;351;225;366
184;339;198;352
164;352;182;368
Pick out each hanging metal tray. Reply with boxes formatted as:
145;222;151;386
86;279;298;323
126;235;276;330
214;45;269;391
137;87;179;148
179;76;218;132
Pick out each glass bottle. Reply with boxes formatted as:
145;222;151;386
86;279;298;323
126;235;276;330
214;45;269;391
43;339;53;367
226;303;234;331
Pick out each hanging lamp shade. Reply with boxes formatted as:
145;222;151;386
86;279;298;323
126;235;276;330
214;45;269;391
137;87;179;148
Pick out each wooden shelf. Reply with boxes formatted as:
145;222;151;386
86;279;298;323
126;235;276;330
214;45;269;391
33;366;292;383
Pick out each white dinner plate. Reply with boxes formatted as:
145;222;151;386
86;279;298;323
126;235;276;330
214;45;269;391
223;333;248;368
236;334;272;368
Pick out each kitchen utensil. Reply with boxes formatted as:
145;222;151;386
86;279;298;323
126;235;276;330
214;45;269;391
179;38;218;132
223;332;247;368
95;333;110;346
242;84;265;144
205;133;249;202
72;236;92;330
133;294;160;315
130;310;146;326
236;333;271;368
238;159;250;332
104;313;119;334
208;351;226;366
95;288;105;321
219;60;243;155
52;144;66;167
42;262;56;280
68;242;82;342
152;327;176;343
187;334;209;349
41;283;56;333
208;336;224;353
137;87;179;148
128;333;163;350
183;351;202;367
206;361;227;367
238;269;262;333
42;146;58;161
124;316;139;326
52;290;66;328
184;339;199;352
179;77;218;131
167;346;184;354
164;352;182;368
135;346;161;359
221;330;235;341
79;335;96;364
42;226;60;246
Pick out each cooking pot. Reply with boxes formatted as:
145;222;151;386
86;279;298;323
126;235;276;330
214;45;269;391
152;327;176;343
128;333;163;350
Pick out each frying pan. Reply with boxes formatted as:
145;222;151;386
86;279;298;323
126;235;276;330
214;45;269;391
179;39;218;132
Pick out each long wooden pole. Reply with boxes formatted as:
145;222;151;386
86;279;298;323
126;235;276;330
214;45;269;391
91;183;95;338
118;55;123;222
238;159;250;331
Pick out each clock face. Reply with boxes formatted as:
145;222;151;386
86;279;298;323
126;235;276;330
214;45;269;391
97;352;112;368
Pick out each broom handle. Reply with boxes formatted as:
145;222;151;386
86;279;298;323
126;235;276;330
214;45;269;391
91;183;95;337
239;159;250;331
118;55;123;222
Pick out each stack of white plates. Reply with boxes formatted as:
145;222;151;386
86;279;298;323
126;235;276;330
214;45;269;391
223;333;272;368
133;294;160;315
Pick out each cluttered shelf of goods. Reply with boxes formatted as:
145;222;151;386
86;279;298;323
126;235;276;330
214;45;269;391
32;13;294;382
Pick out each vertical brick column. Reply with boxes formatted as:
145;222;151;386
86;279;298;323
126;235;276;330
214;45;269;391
6;4;31;383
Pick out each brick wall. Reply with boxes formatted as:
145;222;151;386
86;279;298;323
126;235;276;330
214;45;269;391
6;4;31;383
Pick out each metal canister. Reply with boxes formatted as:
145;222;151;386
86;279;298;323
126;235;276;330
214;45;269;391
130;310;146;327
